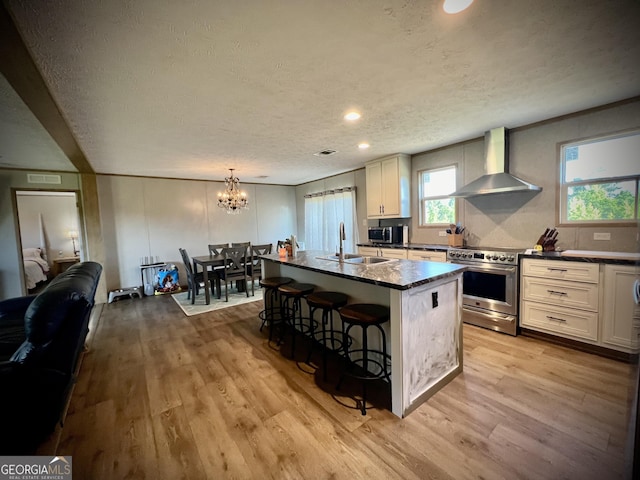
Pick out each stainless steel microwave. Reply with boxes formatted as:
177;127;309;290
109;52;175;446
367;226;407;244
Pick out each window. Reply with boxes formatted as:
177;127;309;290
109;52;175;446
560;131;640;224
419;165;457;226
304;187;359;253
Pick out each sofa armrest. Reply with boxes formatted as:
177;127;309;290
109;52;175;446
0;295;36;327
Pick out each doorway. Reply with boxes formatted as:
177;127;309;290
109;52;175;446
15;190;82;294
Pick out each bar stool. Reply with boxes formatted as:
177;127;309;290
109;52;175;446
336;303;391;415
258;277;293;342
278;282;315;359
305;291;349;381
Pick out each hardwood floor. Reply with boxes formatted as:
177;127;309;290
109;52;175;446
54;294;636;479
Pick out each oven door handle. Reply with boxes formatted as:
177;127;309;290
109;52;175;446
458;263;517;274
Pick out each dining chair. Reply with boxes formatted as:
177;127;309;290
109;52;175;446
179;248;210;304
215;246;254;301
208;243;229;256
229;243;251;291
250;243;272;284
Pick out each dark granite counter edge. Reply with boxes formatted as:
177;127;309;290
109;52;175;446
261;256;465;290
520;252;640;266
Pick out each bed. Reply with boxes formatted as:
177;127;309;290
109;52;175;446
23;247;50;290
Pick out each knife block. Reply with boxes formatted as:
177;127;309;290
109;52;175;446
448;233;464;247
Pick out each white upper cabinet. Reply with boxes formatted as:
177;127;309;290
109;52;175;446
366;154;411;218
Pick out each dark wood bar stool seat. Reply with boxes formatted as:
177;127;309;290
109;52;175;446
278;282;316;359
336;303;391;415
305;291;349;381
258;276;293;342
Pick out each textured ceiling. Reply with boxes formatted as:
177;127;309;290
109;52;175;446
2;0;640;185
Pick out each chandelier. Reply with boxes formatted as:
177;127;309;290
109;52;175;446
217;169;248;214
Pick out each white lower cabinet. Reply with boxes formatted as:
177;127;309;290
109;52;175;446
406;250;447;262
521;258;640;354
601;264;640;351
358;246;380;257
521;258;599;343
521;300;599;341
379;247;408;259
358;246;408;259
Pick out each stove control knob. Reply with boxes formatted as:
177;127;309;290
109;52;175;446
508;255;515;262
499;255;506;261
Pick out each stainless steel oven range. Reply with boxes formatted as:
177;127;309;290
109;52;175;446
447;246;523;336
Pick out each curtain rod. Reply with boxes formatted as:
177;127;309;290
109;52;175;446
304;186;356;198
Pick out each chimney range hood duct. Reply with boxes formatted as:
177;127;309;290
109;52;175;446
450;127;542;197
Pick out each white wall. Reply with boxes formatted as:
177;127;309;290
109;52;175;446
0;170;81;299
411;99;640;252
17;192;79;263
97;175;297;291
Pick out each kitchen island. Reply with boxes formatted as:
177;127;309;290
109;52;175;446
261;250;466;417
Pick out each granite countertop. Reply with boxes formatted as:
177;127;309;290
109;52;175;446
261;250;465;290
521;249;640;265
357;242;448;251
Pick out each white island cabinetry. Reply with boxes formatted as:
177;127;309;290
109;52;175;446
261;251;465;417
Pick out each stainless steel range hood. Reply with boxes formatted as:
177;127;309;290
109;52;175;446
450;127;542;197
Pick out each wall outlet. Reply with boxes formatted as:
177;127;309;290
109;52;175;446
362;219;367;226
438;231;447;237
593;232;611;241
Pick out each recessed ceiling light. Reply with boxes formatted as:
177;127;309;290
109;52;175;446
344;111;361;121
443;0;473;14
358;143;370;149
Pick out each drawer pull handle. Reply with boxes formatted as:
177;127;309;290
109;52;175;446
547;290;567;296
546;315;566;322
547;268;568;272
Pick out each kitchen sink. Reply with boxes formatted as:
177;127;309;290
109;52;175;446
345;256;395;265
317;253;363;261
317;254;395;265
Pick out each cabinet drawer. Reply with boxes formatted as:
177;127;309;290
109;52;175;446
522;259;599;283
521;276;598;311
406;250;446;262
521;301;598;341
358;247;379;257
379;248;407;259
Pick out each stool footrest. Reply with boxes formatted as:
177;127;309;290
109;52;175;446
340;350;391;382
311;330;352;352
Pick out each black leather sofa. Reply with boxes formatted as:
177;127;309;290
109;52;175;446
0;261;102;453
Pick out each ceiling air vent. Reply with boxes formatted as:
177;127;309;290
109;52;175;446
27;173;62;184
313;149;337;157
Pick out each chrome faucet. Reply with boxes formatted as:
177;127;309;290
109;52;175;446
339;221;346;263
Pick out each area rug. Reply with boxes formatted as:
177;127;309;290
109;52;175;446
171;287;263;316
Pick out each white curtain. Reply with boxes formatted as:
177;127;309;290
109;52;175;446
304;188;359;254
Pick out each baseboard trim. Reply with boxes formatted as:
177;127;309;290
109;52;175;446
520;328;638;363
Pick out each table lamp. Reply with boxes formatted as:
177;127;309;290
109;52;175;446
68;230;79;256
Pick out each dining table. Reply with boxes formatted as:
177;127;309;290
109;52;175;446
191;253;226;305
